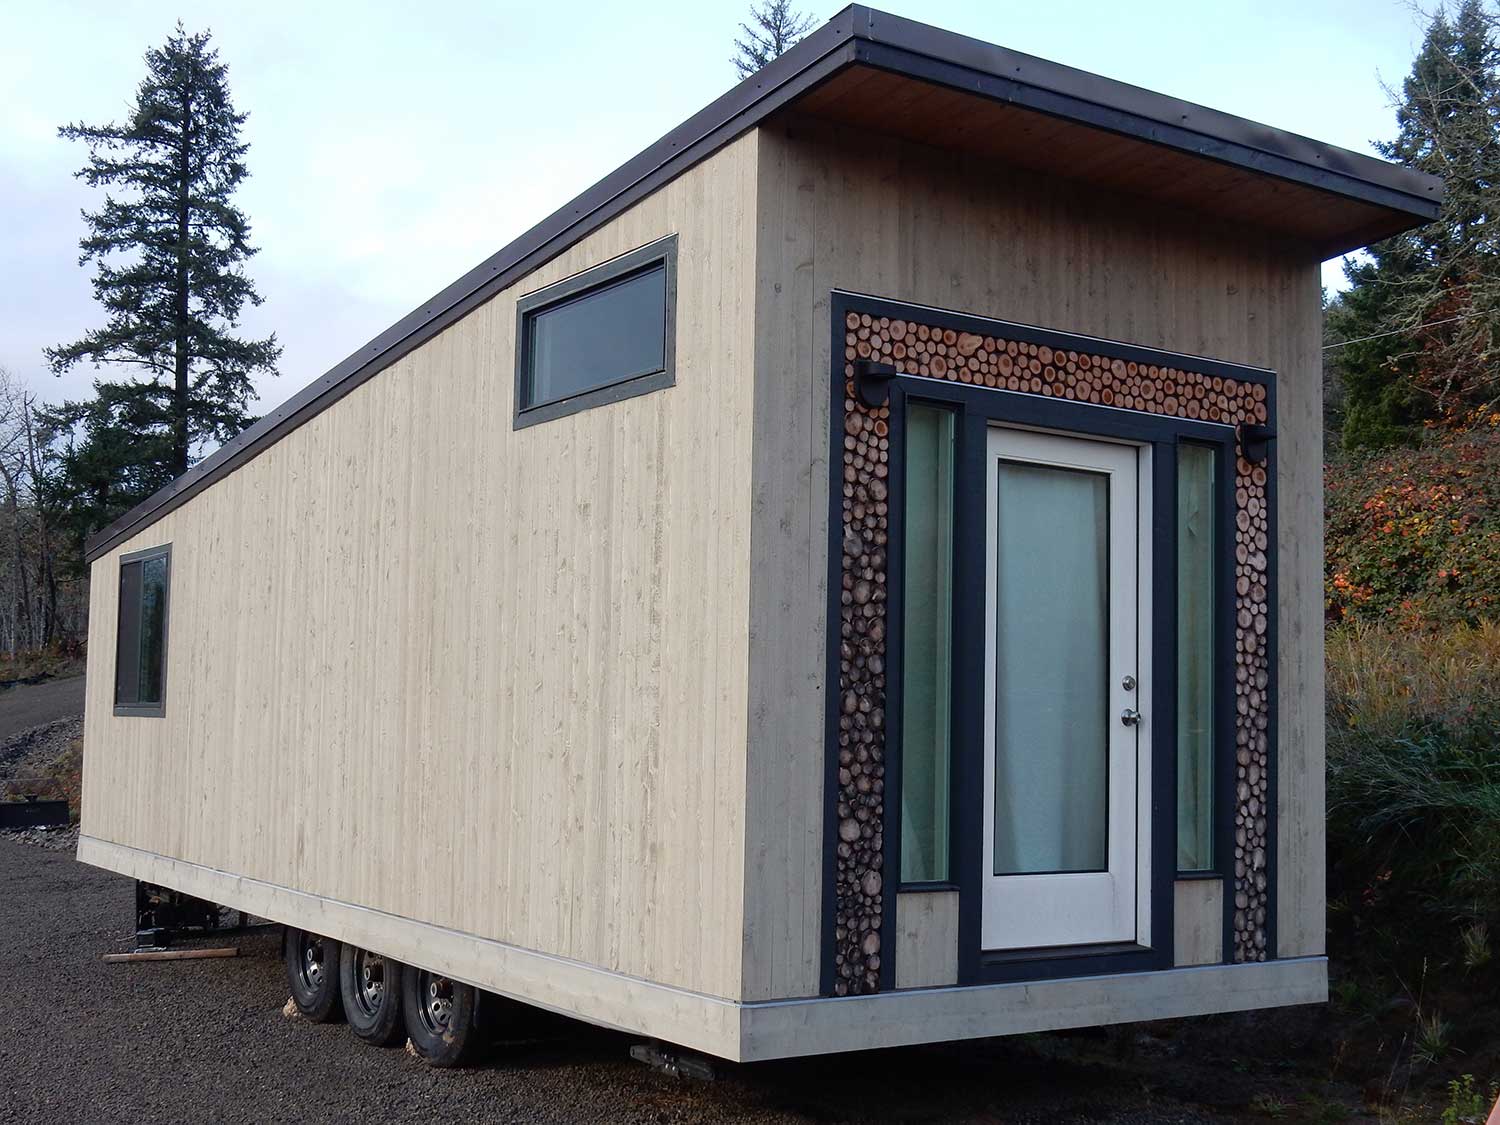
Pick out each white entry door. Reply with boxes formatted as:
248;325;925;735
981;426;1151;951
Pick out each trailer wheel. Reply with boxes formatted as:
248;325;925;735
402;968;477;1067
284;927;344;1022
340;945;405;1046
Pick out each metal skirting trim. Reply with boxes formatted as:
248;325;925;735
76;835;1325;1063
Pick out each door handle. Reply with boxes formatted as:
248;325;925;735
1120;708;1143;727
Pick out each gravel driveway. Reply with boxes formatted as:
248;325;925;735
0;675;86;742
2;839;1280;1123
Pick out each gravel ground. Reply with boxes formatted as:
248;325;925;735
0;823;79;851
0;715;83;782
0;838;1263;1125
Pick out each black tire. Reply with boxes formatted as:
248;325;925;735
284;927;344;1023
402;967;478;1067
340;945;406;1046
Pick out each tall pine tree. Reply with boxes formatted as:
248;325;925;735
1327;0;1500;449
44;22;278;545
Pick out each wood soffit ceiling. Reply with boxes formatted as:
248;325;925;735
786;63;1420;258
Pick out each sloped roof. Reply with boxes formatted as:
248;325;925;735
85;5;1440;561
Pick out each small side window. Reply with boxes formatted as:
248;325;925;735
514;236;676;427
899;402;956;884
1176;444;1216;871
115;545;171;716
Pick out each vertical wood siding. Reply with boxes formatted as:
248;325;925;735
895;891;960;989
744;116;1324;1001
82;133;761;1001
1174;879;1226;967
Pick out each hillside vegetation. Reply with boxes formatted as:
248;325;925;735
1326;431;1500;628
1321;433;1500;1115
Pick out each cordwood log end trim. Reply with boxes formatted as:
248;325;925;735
831;306;1273;993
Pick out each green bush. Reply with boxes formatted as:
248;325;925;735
1442;1074;1500;1124
1325;430;1500;627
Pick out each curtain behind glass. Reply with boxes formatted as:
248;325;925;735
1176;444;1216;871
900;405;955;883
993;462;1109;875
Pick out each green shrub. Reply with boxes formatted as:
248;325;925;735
1326;431;1500;627
1441;1074;1498;1124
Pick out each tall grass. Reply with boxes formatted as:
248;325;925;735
1327;623;1500;932
1327;622;1500;736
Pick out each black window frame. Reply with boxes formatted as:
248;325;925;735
513;235;677;429
114;543;172;718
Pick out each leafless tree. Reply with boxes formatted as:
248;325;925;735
0;368;78;656
732;1;816;78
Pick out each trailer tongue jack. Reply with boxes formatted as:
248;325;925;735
134;881;270;950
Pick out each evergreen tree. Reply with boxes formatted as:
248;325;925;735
732;1;816;78
1327;0;1500;449
1324;268;1430;449
35;387;176;573
45;22;278;509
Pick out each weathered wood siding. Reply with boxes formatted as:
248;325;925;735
744;116;1324;1001
895;891;960;989
82;133;761;1001
1174;879;1225;967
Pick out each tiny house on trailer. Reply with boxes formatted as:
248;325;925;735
78;8;1438;1066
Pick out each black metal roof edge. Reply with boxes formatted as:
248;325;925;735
848;6;1441;213
85;5;1440;561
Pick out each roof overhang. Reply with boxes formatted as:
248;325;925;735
84;5;1440;562
790;26;1439;255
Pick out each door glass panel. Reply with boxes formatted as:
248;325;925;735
993;461;1110;875
1176;443;1216;871
900;404;955;883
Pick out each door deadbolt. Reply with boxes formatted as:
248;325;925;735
1121;674;1136;691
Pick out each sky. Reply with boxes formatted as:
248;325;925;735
0;0;1434;418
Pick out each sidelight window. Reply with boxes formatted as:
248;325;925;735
1176;443;1217;871
899;403;956;883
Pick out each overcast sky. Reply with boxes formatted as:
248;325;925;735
0;0;1431;417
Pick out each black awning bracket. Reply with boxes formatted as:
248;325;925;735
1236;421;1275;464
853;359;898;409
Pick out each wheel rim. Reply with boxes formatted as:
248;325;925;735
415;970;455;1036
296;932;327;993
352;949;387;1018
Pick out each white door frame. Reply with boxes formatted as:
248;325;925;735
980;425;1153;951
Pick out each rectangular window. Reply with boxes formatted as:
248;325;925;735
515;236;676;427
899;403;956;884
115;545;171;716
1177;444;1216;871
